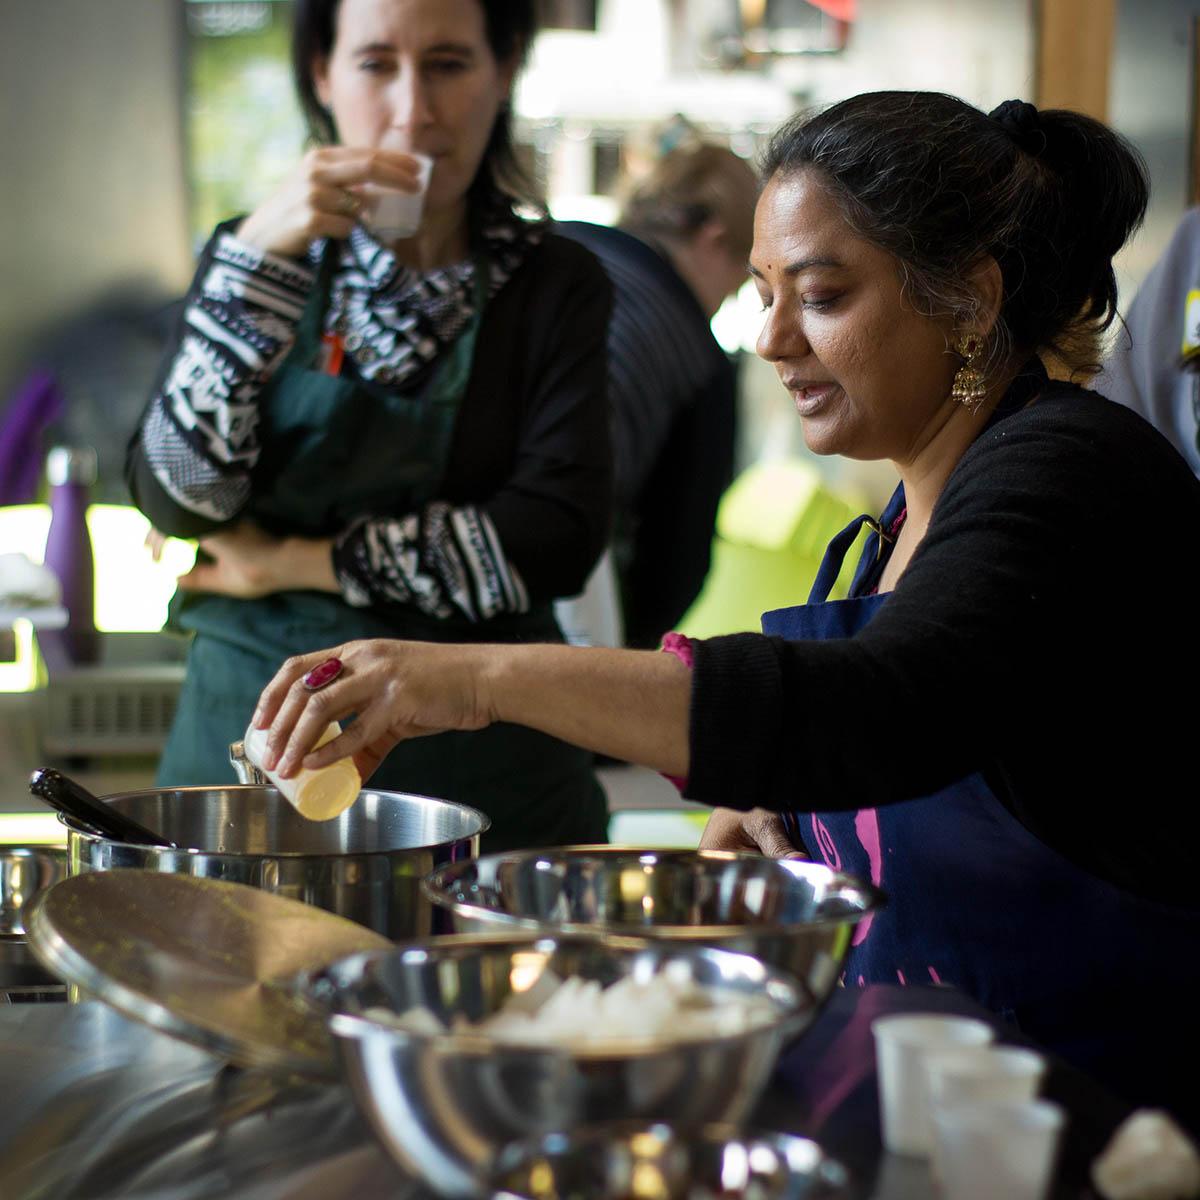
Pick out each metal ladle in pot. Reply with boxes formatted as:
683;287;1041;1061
29;768;177;848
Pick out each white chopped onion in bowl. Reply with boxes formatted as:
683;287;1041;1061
361;968;780;1048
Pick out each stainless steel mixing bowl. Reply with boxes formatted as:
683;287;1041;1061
63;786;488;939
422;849;882;1013
306;934;809;1198
490;1122;852;1199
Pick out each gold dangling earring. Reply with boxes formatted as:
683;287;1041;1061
950;332;987;412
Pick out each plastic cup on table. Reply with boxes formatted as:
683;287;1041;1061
871;1014;995;1156
932;1097;1065;1200
926;1045;1046;1109
926;1047;1048;1183
360;151;434;242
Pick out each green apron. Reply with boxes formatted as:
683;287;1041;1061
158;244;608;853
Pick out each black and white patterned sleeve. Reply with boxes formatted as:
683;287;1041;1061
332;502;530;622
136;232;314;524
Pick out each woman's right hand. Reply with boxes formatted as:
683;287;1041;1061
252;638;498;782
236;147;421;259
698;806;807;858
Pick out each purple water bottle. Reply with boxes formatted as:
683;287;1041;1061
0;371;64;505
41;446;99;668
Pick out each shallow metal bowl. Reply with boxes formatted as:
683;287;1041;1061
64;786;488;939
422;849;882;1015
0;846;67;938
0;846;68;994
491;1122;852;1199
307;934;809;1198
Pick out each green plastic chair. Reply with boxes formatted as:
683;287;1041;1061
676;460;867;639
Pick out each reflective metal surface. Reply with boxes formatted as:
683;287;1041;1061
423;850;882;1017
26;871;391;1076
0;986;1117;1200
308;934;809;1198
0;1002;409;1200
65;785;488;938
491;1122;852;1199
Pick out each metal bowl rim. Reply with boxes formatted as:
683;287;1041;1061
315;932;810;1056
421;846;885;935
0;845;68;861
490;1120;853;1192
58;784;491;858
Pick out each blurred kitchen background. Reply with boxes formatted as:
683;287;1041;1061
0;0;1193;833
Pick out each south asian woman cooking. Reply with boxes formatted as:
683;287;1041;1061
127;0;612;851
250;92;1200;1128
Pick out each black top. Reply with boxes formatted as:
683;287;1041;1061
687;378;1200;907
557;222;736;647
127;231;613;610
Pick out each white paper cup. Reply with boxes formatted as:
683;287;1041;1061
927;1046;1046;1109
927;1047;1047;1183
360;152;433;241
932;1098;1065;1200
872;1014;994;1157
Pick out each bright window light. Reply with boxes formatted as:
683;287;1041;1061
0;504;196;636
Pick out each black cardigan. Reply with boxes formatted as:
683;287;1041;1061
687;382;1200;907
128;232;614;608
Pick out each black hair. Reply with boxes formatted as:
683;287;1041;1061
761;91;1149;375
291;0;540;214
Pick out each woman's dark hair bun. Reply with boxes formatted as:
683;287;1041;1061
1028;106;1149;335
762;91;1149;374
988;99;1046;157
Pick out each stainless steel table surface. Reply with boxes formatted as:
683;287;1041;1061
0;987;1130;1199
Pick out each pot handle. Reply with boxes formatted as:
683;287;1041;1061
229;741;268;786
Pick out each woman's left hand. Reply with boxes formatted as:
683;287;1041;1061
698;806;807;859
251;639;496;781
176;524;337;599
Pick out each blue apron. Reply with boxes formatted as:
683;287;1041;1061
763;485;1199;1124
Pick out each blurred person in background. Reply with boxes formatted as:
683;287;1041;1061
558;142;758;649
1093;206;1200;477
126;0;613;851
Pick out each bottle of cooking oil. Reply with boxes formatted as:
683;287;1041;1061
242;721;361;821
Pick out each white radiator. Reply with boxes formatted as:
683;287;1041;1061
39;665;183;756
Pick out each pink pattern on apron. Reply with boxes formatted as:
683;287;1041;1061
812;811;883;947
810;816;842;870
852;809;883;946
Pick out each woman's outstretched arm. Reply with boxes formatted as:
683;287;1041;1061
252;639;692;783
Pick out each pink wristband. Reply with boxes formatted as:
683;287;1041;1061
661;631;695;669
659;632;695;791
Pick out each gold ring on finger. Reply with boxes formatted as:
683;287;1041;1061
340;191;359;216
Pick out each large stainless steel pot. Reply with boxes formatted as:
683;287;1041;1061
63;786;488;939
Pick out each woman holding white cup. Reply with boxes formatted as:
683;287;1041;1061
128;0;613;851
